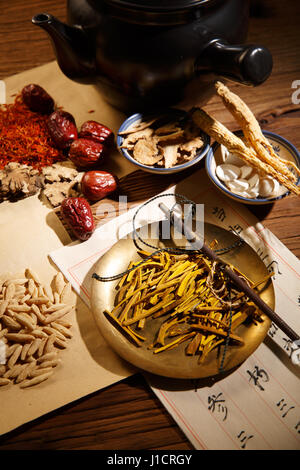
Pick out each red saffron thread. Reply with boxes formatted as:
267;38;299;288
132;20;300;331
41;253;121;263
0;93;65;172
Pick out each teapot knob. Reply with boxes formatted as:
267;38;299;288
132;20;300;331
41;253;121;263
197;40;273;86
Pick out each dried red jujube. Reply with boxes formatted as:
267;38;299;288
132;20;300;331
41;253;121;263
21;83;55;115
60;197;95;241
79;120;114;147
81;170;118;202
69;138;105;169
47;110;78;150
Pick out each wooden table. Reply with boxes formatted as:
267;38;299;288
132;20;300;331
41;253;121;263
0;0;299;451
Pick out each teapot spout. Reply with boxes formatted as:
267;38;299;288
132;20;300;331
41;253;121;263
32;13;95;84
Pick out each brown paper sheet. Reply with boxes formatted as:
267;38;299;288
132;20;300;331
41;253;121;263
0;62;136;436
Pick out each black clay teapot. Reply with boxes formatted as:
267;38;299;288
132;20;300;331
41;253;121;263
32;0;273;112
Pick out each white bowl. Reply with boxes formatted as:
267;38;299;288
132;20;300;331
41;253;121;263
205;130;300;205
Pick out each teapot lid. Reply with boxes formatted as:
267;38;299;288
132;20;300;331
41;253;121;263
106;0;213;11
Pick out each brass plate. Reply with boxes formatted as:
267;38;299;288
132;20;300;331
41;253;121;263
90;222;274;379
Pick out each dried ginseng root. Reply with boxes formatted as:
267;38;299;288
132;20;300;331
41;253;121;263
0;269;75;388
191;107;300;196
215;81;300;182
103;247;272;364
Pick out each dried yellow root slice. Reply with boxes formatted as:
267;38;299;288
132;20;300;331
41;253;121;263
105;248;270;367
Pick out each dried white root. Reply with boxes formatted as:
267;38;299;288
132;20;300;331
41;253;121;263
215;81;300;182
216;145;284;199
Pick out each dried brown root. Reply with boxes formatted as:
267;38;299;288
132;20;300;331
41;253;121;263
191;107;300;196
215;81;300;181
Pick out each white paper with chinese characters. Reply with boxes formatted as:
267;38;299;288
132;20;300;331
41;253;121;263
50;168;300;450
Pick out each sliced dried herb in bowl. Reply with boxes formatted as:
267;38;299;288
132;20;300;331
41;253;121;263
119;112;204;169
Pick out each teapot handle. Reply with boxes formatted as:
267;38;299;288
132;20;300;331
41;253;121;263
197;40;273;86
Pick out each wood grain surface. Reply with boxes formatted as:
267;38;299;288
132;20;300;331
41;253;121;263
0;0;299;451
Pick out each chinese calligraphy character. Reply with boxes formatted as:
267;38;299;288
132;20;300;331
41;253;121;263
268;322;278;338
266;260;282;276
282;337;296;358
256;247;270;264
212;207;226;222
247;365;269;391
256;249;282;278
281;338;300;365
228;224;243;236
276;398;295;418
294;421;300;433
208;392;228;421
237;430;254;449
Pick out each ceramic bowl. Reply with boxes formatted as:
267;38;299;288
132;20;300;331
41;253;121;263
117;109;210;175
205;130;300;205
